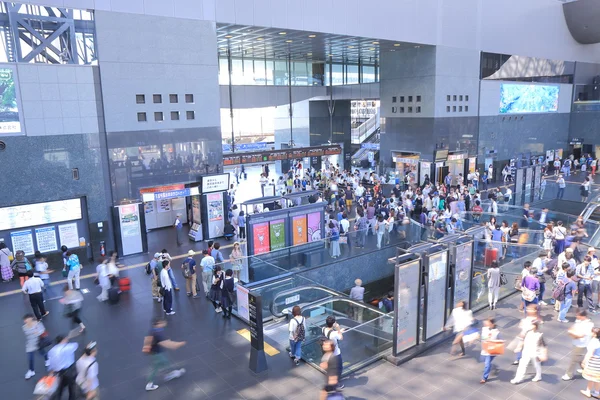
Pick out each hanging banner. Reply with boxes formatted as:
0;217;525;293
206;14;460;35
58;223;79;249
307;212;322;242
269;219;286;251
252;222;270;255
10;229;34;255
292;215;308;246
35;226;58;253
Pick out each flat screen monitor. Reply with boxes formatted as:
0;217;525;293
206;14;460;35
499;84;559;114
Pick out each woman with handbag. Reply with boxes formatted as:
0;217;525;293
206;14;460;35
480;318;501;384
511;320;545;384
220;269;235;319
23;313;50;380
581;327;600;397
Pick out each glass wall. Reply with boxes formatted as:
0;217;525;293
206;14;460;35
218;57;378;86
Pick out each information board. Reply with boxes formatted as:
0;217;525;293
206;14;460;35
426;251;448;339
393;259;420;355
11;229;34;255
58;223;79;249
35;226;58;253
453;242;473;305
269;219;286;251
201;174;230;193
248;291;267;373
236;285;250;322
0;198;82;231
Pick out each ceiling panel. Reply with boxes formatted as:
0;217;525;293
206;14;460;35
216;24;427;64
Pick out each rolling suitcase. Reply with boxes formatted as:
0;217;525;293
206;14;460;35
119;277;131;292
108;287;120;304
484;247;498;267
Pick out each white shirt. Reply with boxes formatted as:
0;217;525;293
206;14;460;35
323;327;342;356
22;276;44;294
76;355;99;392
340;219;350;233
572;319;594;348
160;268;173;290
288;316;305;341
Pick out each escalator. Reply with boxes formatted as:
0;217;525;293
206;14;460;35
351;129;380;168
263;285;393;376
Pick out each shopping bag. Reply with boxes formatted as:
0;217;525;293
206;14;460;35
33;375;58;395
482;340;505;355
339;236;348;244
462;327;480;344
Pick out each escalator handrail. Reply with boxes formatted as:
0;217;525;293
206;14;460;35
270;286;388;318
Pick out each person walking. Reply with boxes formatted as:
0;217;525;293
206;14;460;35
511;320;545;384
319;339;341;400
480;318;500;384
61;285;85;332
582;177;592;202
173;213;184;246
577;255;596;314
553;221;567;255
557;175;566;199
0;242;14;282
562;310;594;381
75;342;100;400
11;250;32;287
95;259;110;302
220;269;235;318
487;260;501;310
348;279;365;322
48;334;79;400
22;271;48;320
238;211;246;240
34;253;54;298
64;251;81;290
322;316;345;389
558;269;578;322
445;301;474;358
581;327;600;398
288;305;305;366
230;242;244;282
160;260;175;315
143;318;187;391
200;249;215;298
209;266;224;313
182;250;199;299
22;313;49;380
328;221;341;258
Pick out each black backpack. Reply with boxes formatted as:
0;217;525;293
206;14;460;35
145;262;151;275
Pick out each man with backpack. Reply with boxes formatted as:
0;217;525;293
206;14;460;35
322;316;345;389
288;305;305;366
557;269;578;323
182;250;199;298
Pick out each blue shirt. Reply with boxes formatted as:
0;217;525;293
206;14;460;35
577;263;594;285
238;215;246;228
184;257;196;275
212;249;224;264
565;280;577;299
48;342;79;372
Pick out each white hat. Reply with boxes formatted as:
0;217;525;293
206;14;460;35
154;252;161;258
188;250;195;256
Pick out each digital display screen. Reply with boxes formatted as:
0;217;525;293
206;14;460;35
0;68;21;134
0;198;82;231
499;84;559;114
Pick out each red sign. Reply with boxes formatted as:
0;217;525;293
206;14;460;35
140;184;185;194
252;222;270;255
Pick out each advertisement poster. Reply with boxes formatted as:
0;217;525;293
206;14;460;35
269;219;286;251
157;199;171;213
35;226;58;253
307;212;322;242
236;285;250;322
454;243;472;305
58;223;79;248
144;202;154;214
252;222;270;255
191;195;201;224
10;229;34;255
292;215;308;245
119;204;141;238
426;251;448;339
0;68;21;134
394;260;420;354
207;193;224;239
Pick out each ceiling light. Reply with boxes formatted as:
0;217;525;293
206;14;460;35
286;40;293;43
308;34;316;38
394;43;400;47
225;35;233;38
414;45;421;48
369;47;375;51
372;41;379;45
307;53;312;56
257;37;264;41
279;32;287;35
328;54;333;57
348;45;354;48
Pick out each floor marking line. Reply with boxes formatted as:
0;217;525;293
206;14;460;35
236;328;280;356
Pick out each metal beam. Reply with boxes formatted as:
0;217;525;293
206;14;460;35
21;21;69;62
